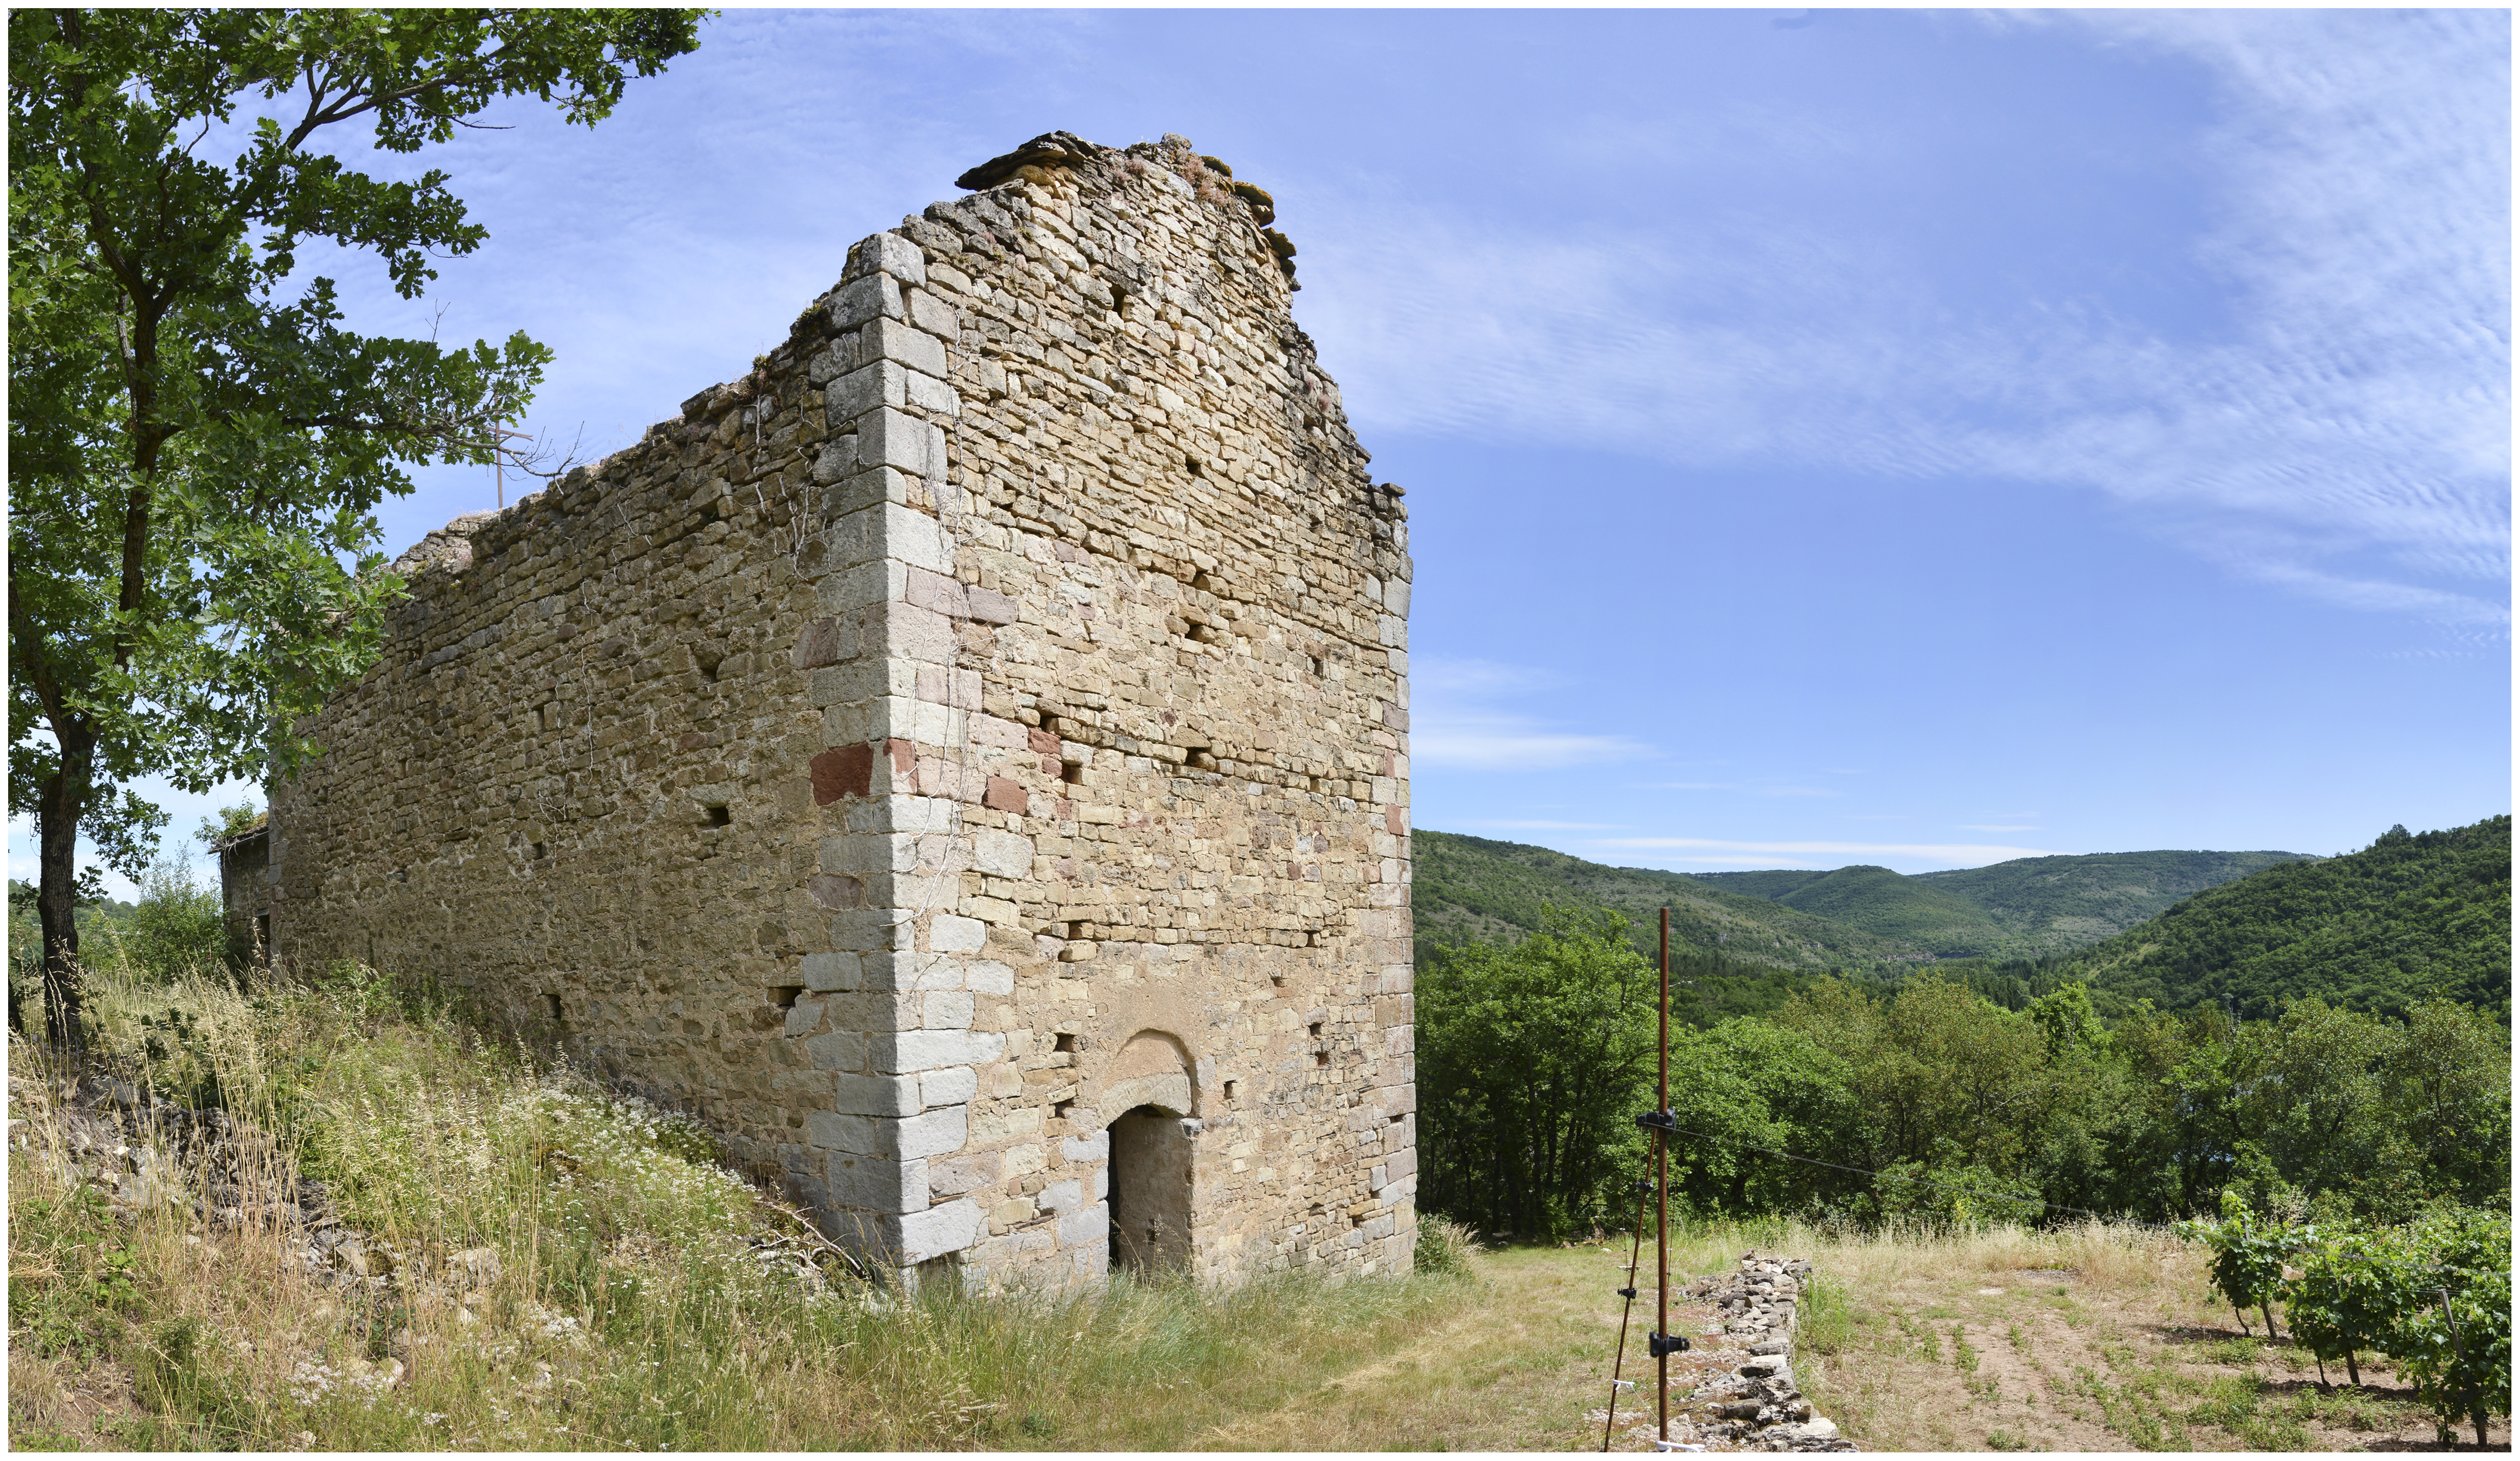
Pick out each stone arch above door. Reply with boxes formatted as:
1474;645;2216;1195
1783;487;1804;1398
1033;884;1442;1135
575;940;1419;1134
1088;1027;1196;1124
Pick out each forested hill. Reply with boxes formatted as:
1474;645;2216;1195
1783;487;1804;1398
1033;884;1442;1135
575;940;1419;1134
1908;849;2316;954
1412;830;1930;971
2054;816;2511;1021
1690;849;2315;959
1691;863;2009;956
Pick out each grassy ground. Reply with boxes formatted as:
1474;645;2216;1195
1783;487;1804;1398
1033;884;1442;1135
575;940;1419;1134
8;963;2507;1451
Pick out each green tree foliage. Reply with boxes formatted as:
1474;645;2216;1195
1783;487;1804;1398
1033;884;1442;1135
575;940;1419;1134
1416;906;1659;1239
1418;937;2508;1236
119;858;227;984
8;8;705;1045
2059;817;2510;1022
1664;1019;1855;1217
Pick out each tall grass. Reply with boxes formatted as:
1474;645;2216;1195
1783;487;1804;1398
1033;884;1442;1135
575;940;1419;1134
9;956;1471;1450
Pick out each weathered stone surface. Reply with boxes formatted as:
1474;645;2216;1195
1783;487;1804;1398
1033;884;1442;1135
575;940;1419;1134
251;131;1414;1290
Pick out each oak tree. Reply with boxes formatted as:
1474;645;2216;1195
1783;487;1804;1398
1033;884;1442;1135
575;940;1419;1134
9;8;705;1042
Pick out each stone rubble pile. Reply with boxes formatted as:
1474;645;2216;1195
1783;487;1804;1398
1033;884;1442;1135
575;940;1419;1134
1605;1250;1856;1453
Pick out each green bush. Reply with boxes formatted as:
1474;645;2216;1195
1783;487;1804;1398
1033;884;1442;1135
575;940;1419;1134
119;859;228;983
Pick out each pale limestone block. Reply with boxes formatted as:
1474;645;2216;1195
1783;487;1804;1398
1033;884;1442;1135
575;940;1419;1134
1063;1129;1110;1164
866;319;949;379
830;1072;922;1117
964;960;1015;996
826;907;894;953
921;1065;980;1108
906;369;959;416
859;406;935;475
808;657;886;708
926;1149;1000;1197
881;600;957;664
968;714;1028;751
826;465;920;517
826;1153;927;1211
906;699;953;746
972;828;1033;878
829;360;910;421
928;914;988;954
896;1106;971;1161
903;566;970;617
829;271;904;332
887;794;958;835
853;232;926;287
922;990;975;1029
1039;1178;1083;1214
1055;1200;1107;1248
898;1198;981;1263
804;1029;867;1070
966;586;1020;624
907;286;960;338
872;1028;992;1074
784;998;827;1038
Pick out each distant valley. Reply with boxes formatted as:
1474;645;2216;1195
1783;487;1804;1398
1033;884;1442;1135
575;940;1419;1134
1411;819;2511;1020
1415;831;2312;968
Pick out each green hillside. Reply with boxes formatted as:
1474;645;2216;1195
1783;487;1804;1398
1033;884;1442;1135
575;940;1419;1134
1765;864;2008;955
1690;850;2316;959
1412;830;1929;971
1912;849;2318;955
2057;816;2511;1021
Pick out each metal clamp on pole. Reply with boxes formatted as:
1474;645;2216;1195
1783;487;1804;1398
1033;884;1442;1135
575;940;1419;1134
1649;1331;1691;1357
1635;1110;1678;1132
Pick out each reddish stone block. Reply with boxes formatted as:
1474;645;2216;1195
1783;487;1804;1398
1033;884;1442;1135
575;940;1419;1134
983;777;1028;814
810;744;874;804
808;873;865;908
886;738;917;775
1027;726;1061;755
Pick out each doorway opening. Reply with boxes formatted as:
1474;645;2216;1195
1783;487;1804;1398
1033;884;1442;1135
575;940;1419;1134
1107;1104;1193;1276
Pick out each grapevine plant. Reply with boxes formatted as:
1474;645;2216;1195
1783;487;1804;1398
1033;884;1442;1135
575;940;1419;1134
2182;1199;2510;1445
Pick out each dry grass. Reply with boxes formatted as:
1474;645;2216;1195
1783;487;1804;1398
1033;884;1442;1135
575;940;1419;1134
12;963;2503;1451
7;962;1480;1451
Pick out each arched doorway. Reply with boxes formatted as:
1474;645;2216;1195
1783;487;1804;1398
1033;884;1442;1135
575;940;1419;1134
1107;1104;1194;1275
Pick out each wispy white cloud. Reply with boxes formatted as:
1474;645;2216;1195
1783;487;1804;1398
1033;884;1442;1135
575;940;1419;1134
1304;10;2508;634
1958;825;2042;833
1596;837;2061;866
1409;657;1656;771
1461;819;1624;831
1644;782;1839;798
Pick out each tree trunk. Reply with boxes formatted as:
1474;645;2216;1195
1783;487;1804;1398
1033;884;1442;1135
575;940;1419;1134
2343;1349;2359;1387
36;745;92;1051
2259;1299;2279;1341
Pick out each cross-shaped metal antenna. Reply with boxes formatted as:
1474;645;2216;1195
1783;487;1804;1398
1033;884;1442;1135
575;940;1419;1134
490;424;531;508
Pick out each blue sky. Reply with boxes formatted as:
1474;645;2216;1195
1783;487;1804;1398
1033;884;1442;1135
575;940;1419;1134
14;7;2509;895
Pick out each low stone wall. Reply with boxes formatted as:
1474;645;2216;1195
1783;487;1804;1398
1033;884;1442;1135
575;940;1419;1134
1680;1251;1854;1452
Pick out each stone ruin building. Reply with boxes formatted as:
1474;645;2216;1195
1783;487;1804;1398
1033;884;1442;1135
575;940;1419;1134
230;132;1416;1288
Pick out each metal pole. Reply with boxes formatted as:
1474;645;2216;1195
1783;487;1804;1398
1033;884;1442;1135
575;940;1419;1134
1602;1178;1653;1452
491;424;529;508
1656;905;1670;1446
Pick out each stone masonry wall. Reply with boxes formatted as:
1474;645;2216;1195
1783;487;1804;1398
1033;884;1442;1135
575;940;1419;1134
263;131;1414;1287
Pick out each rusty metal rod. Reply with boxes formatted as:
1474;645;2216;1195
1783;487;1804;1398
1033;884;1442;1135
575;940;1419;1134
1602;1178;1654;1451
1657;905;1670;1446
